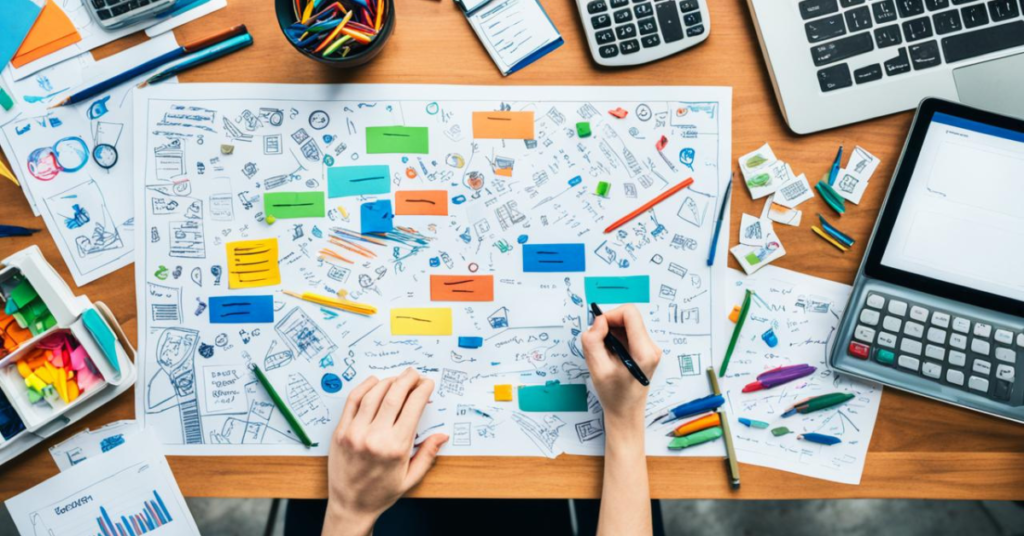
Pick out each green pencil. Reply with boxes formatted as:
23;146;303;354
719;289;753;377
783;392;855;417
250;363;319;447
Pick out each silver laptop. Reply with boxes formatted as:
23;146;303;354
831;98;1023;424
747;0;1024;134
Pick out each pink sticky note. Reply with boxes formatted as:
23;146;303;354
70;345;88;370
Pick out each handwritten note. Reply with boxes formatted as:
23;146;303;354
395;190;449;216
430;275;494;301
391;308;453;336
472;111;535;139
366;126;429;154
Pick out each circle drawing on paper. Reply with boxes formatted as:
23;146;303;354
309;110;330;130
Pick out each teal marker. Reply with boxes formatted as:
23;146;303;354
738;418;769;429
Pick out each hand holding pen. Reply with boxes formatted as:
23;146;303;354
581;304;660;425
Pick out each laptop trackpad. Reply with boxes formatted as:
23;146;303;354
954;52;1024;120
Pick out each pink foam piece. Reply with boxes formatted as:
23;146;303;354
76;366;102;392
70;345;88;370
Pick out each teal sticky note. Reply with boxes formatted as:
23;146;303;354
328;165;391;198
0;88;13;112
0;0;43;75
366;126;429;154
584;276;650;304
517;381;588;412
264;192;326;220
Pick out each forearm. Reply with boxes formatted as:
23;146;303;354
597;414;652;536
322;502;376;536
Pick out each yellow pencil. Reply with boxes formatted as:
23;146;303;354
283;290;377;316
812;226;848;252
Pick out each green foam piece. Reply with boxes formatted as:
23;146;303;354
576;122;592;138
9;280;38;310
26;388;42;404
771;427;791;437
595;181;610;197
0;88;12;112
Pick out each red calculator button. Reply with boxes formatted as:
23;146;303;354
848;341;870;359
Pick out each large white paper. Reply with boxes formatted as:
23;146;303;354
8;0;226;80
133;83;733;457
0;33;179;285
719;266;883;484
6;430;200;536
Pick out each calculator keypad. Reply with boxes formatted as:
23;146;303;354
846;292;1021;405
587;0;706;59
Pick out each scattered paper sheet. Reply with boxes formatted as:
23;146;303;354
8;0;226;80
0;33;179;284
48;419;141;471
465;0;562;76
773;173;813;208
11;0;80;69
133;83;733;457
719;266;883;485
730;221;786;275
834;146;880;204
8;429;200;535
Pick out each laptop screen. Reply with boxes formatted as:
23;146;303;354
879;112;1024;305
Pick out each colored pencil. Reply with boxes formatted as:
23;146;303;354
603;178;694;233
51;25;248;108
138;33;254;88
250;364;318;447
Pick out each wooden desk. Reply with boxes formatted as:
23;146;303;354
1;0;1022;501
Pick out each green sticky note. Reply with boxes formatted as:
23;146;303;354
366;126;429;154
517;381;588;412
584;276;650;304
771;427;791;437
264;192;326;220
0;88;13;112
9;280;38;310
595;181;610;197
576;122;592;138
744;252;761;265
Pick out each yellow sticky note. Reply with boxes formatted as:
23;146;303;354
494;384;513;402
0;157;19;187
390;308;453;336
226;239;281;289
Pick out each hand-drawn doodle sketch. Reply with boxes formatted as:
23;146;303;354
134;84;733;457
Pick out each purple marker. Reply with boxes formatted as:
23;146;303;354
742;364;816;393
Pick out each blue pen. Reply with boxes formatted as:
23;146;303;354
826;144;843;186
52;25;249;107
798;433;841;446
648;394;725;427
705;176;732;267
157;0;208;19
139;33;254;87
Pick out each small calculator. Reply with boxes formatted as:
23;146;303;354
577;0;710;67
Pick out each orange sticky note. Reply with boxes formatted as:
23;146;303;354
472;111;535;139
430;275;494;302
11;0;81;68
494;384;513;402
395;190;449;216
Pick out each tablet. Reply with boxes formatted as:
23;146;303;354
864;98;1024;317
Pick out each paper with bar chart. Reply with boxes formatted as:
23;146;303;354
6;431;199;536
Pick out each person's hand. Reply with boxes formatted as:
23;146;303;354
323;368;449;536
581;305;661;426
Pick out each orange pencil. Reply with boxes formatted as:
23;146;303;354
603;177;694;233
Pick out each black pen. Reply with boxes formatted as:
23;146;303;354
590;303;649;386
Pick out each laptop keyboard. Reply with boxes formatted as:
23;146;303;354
847;292;1020;402
91;0;157;21
800;0;1024;92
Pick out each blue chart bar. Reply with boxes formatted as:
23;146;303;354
95;490;174;536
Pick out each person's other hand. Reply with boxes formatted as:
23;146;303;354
581;305;661;426
323;368;448;536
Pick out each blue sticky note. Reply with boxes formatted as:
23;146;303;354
327;165;391;198
360;200;394;234
517;381;588;412
522;244;586;272
209;296;275;324
584;276;651;304
0;0;42;75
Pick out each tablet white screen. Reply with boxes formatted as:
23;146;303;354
880;112;1024;303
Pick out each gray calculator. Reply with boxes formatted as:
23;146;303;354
577;0;711;66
